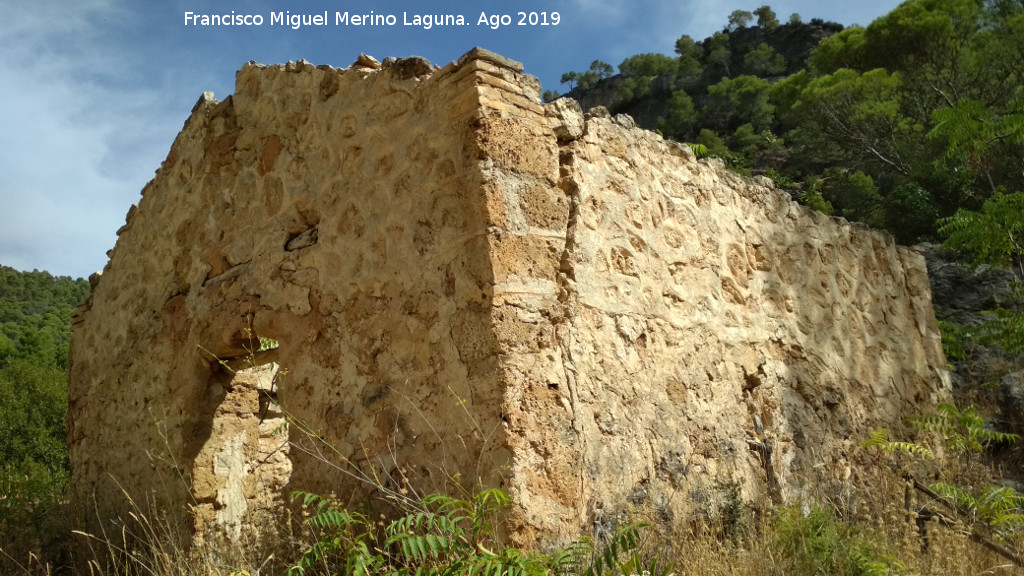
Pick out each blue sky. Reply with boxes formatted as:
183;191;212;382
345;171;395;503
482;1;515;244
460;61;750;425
0;0;905;279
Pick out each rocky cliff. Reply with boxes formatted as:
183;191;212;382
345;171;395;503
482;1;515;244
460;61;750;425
68;47;950;547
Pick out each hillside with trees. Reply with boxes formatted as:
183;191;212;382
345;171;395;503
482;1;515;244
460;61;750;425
0;266;90;370
551;0;1024;245
0;267;89;532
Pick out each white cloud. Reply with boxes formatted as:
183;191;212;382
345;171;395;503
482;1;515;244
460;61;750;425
0;1;180;278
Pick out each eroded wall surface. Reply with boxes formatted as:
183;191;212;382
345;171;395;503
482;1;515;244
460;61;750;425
491;107;950;542
69;48;948;547
69;50;520;543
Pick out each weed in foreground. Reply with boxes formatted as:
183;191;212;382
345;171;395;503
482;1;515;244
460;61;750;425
287;485;657;576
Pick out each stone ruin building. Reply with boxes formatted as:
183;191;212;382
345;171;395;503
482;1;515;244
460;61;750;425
68;47;950;546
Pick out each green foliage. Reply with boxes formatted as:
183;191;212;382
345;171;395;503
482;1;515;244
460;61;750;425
618;53;678;79
727;123;758;158
705;32;733;78
884;182;939;243
617;76;654;104
0;266;89;369
560;61;614;91
929;96;1024;199
753;5;779;30
590;60;613;78
809;27;868;75
743;43;786;76
937;318;968;361
687;143;709;158
764;169;796;191
972;307;1024;356
937;190;1024;378
931;97;1024;169
939;192;1024;272
819;169;884;225
727;10;753;31
792;68;911;176
0;266;86;554
673;35;704;88
288;488;646;576
861;428;934;459
773;504;906;576
906;402;1020;455
705;75;775;132
930;483;1024;538
769;70;810;130
661;90;697;137
697;129;751;173
559;523;647;576
674;34;702;60
726;125;787;170
861;0;984;99
696;129;729;157
798;179;834;215
788;12;802;26
0;360;70;520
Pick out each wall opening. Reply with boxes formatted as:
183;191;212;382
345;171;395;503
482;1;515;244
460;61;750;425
191;334;291;547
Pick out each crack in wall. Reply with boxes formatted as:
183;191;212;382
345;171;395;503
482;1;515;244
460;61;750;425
555;176;584;436
553;126;589;526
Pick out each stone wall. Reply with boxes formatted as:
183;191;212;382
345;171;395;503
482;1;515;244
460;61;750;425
68;47;949;547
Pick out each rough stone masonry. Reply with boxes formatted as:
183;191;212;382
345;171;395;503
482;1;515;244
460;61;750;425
68;47;950;547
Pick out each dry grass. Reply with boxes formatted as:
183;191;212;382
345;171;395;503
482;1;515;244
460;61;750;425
5;383;1022;576
5;450;1021;576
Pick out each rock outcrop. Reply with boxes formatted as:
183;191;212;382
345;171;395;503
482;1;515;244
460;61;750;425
68;47;950;547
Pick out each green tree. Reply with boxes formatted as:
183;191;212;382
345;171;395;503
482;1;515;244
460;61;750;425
788;12;802;25
0;266;89;369
929;96;1024;198
705;32;733;79
796;0;1023;237
660;90;697;137
696;129;731;157
619;53;678;78
704;75;775;132
808;27;868;75
589;59;614;78
559;60;614;91
744;43;787;76
884;181;940;241
754;5;780;30
618;76;654;103
819;168;885;226
790;68;913;179
728;10;753;31
940;192;1024;274
857;0;1022;119
798;178;835;215
674;35;705;89
726;124;787;170
769;69;810;131
0;360;69;508
674;34;703;61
